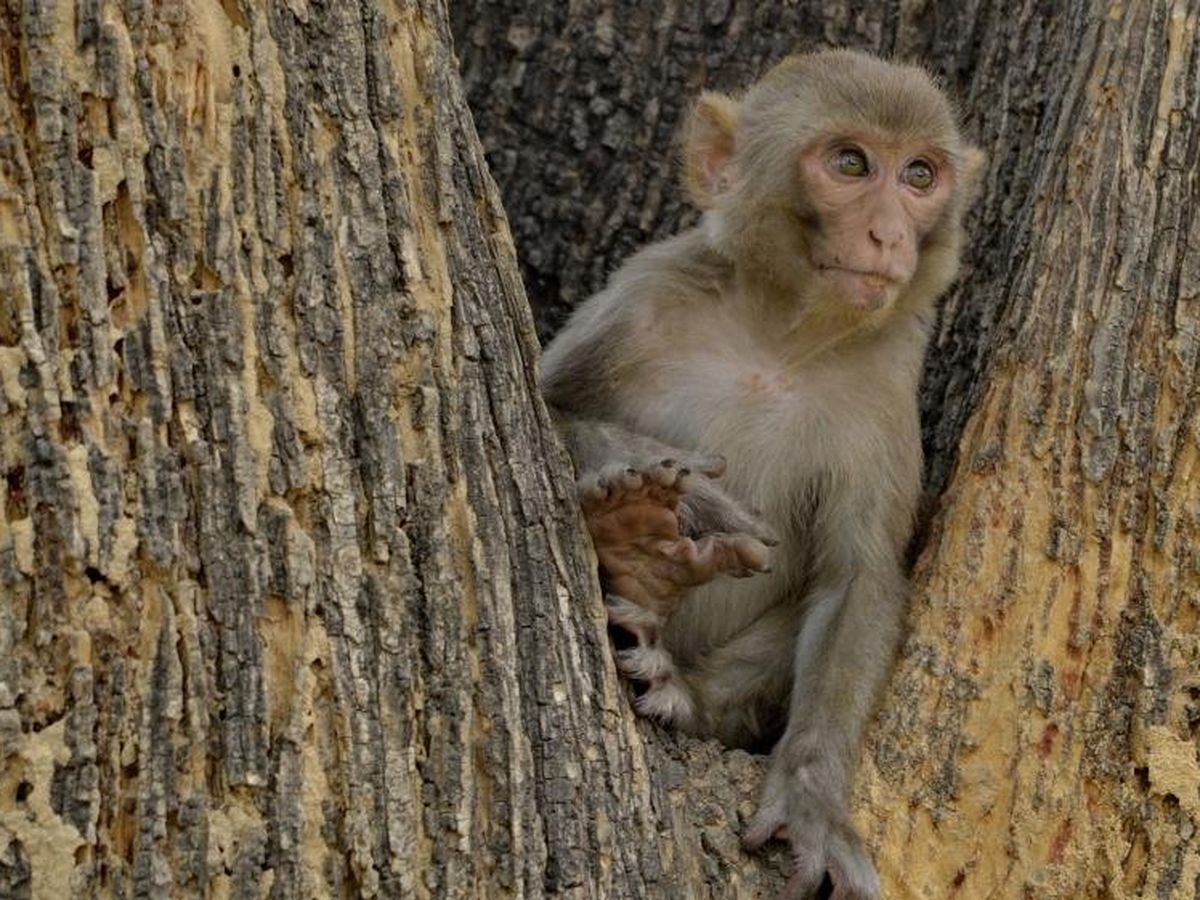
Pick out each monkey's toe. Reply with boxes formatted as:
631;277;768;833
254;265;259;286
742;813;789;852
633;676;695;726
748;815;879;900
615;642;676;682
604;594;663;645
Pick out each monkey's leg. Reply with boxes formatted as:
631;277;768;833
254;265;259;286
578;457;774;728
553;413;779;719
602;594;699;725
742;568;905;900
660;600;802;746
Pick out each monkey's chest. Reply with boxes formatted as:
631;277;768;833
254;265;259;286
632;359;891;514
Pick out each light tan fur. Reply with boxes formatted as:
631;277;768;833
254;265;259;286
541;49;983;900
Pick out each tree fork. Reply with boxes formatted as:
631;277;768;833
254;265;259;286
456;1;1200;897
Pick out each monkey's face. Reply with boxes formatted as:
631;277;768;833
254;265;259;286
685;50;984;317
796;135;956;312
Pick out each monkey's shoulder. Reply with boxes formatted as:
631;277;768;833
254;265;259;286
540;229;732;405
604;228;732;314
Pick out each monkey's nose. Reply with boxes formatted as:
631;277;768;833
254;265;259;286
868;226;904;248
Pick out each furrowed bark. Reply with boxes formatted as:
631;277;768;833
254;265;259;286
859;5;1200;897
0;0;783;896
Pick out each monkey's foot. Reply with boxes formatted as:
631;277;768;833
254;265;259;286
743;783;880;900
579;458;772;618
634;676;695;725
604;596;697;728
604;594;667;649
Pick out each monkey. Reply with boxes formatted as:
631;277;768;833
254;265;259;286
540;49;984;899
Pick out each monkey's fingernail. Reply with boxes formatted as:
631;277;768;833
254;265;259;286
678;467;691;477
626;467;638;476
762;537;780;547
660;458;676;468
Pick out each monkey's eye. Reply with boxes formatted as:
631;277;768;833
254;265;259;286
903;159;936;190
832;147;869;177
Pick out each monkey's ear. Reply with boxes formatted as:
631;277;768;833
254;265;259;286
683;92;739;209
958;146;988;205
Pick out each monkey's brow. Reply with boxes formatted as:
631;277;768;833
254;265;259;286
808;128;952;153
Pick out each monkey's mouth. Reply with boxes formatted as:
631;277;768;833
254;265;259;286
818;265;892;285
816;266;898;308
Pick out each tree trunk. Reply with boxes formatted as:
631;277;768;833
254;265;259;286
0;0;785;896
454;1;1200;898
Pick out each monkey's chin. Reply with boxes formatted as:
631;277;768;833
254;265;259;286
818;268;899;312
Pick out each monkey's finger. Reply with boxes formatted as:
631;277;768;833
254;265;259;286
598;463;644;493
729;534;772;572
645;459;689;489
577;466;649;509
679;453;727;479
667;534;773;584
642;457;725;493
659;536;702;566
576;473;608;504
676;480;782;545
604;594;664;643
658;536;730;584
614;643;675;681
720;510;779;546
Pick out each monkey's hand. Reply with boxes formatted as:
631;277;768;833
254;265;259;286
743;753;880;900
578;457;774;621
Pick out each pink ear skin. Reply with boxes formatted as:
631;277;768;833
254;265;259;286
682;92;739;209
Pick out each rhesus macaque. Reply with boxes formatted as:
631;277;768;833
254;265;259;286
541;49;983;899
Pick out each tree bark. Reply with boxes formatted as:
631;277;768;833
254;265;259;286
454;1;1200;898
0;0;785;896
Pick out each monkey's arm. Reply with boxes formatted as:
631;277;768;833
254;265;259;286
540;272;776;620
743;539;905;900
